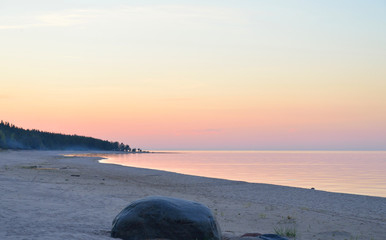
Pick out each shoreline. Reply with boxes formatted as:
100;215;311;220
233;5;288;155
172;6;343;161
100;158;386;199
67;150;385;199
1;150;385;240
98;150;386;199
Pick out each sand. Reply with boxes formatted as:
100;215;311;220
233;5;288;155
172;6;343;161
0;150;385;240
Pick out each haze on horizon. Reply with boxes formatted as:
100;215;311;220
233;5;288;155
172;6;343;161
1;0;385;150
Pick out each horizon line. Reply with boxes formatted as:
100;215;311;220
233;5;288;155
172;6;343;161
148;149;386;152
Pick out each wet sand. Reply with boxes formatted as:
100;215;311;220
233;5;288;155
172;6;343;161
0;150;385;240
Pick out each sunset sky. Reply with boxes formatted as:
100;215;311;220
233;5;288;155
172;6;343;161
1;0;385;150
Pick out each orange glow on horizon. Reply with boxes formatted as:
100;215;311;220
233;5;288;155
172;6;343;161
1;1;385;150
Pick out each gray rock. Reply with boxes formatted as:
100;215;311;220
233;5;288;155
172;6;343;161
111;196;222;240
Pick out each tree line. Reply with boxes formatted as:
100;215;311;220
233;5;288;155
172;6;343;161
0;121;134;152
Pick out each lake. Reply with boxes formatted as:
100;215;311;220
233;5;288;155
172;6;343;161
97;151;386;198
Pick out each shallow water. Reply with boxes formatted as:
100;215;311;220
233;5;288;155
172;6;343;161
97;151;386;198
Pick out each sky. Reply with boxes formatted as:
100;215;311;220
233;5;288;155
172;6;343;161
1;0;386;150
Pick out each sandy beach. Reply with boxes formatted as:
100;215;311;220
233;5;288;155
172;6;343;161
0;150;385;240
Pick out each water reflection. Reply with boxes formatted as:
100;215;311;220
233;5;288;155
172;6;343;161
94;151;386;197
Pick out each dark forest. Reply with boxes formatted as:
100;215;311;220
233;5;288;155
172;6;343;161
0;121;131;151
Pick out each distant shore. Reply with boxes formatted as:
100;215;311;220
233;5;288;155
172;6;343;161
0;150;385;240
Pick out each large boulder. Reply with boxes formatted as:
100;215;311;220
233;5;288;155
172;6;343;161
111;196;222;240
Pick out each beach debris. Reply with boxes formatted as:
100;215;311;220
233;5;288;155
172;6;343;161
111;196;221;240
223;233;289;240
257;234;289;240
20;165;39;169
314;230;353;239
241;233;262;237
20;165;58;170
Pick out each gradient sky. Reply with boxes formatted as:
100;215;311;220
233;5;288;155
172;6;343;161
1;0;386;150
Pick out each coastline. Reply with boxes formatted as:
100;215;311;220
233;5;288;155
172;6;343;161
0;150;385;240
97;150;386;198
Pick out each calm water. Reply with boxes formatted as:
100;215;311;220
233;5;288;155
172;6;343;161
97;151;386;198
